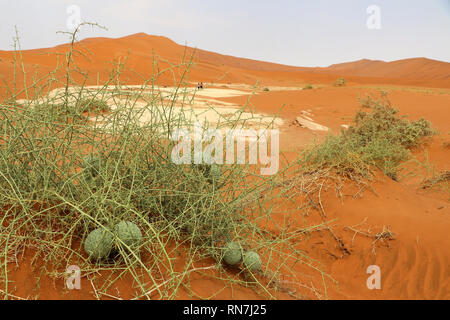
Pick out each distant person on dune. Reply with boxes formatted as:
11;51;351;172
197;82;204;90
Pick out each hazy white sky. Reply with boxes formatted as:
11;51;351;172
1;0;449;67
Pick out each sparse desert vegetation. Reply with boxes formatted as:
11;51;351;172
0;31;334;300
301;93;435;181
0;21;448;301
333;77;347;87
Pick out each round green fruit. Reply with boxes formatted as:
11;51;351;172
113;221;142;249
243;251;262;272
223;242;242;266
84;228;114;260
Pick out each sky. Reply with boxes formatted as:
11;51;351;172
0;0;449;67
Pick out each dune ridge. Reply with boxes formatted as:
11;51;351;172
1;33;449;89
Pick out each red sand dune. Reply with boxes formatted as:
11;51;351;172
318;58;450;81
0;33;449;300
1;33;449;91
